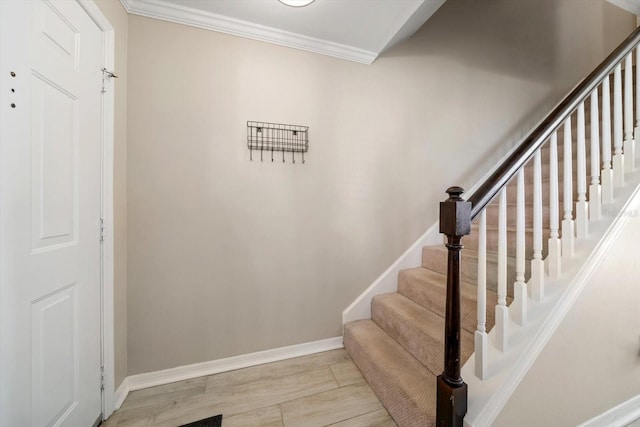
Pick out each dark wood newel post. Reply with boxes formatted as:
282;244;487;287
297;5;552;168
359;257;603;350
437;186;471;427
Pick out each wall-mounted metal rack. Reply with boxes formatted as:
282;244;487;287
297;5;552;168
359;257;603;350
247;121;309;163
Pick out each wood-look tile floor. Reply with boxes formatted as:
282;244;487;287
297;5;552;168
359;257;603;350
102;349;397;427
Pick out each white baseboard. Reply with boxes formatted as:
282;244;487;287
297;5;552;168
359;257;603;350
578;394;640;427
111;336;343;408
113;377;130;410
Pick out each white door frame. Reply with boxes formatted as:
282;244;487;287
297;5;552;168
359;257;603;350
76;0;116;420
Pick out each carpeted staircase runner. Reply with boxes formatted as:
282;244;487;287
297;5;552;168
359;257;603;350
343;94;601;426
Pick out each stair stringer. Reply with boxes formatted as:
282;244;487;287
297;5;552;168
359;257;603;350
341;107;559;325
463;171;640;427
342;221;442;324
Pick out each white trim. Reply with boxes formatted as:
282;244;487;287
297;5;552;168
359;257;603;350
342;222;442;324
607;0;640;16
76;0;116;420
463;175;640;427
116;336;343;404
577;394;640;427
113;377;130;411
118;0;377;64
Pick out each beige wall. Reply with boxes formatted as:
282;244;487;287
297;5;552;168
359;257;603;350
94;0;128;389
494;197;640;426
125;0;634;375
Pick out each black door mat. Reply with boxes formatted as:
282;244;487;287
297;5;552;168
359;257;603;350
178;414;222;427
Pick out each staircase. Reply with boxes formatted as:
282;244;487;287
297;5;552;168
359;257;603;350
344;27;640;427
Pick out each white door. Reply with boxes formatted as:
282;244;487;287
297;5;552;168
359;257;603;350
0;0;104;426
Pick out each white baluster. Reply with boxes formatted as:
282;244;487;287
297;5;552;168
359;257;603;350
548;132;561;278
512;169;527;325
475;210;488;380
531;150;544;300
495;187;508;352
614;63;625;187
590;89;602;221
576;102;588;238
635;46;640;152
562;118;575;258
624;53;635;172
602;75;614;204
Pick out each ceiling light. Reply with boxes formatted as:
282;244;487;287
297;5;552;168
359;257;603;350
277;0;315;7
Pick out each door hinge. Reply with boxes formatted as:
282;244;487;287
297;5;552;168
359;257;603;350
100;365;105;392
100;218;105;242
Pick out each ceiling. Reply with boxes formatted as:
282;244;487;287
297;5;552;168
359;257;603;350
607;0;640;15
119;0;447;64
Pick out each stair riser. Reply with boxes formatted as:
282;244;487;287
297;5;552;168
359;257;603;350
538;148;599;167
344;321;438;427
484;203;555;228
499;168;590;200
503;180;577;204
465;226;550;258
371;296;446;376
397;269;498;333
422;246;523;296
518;156;601;181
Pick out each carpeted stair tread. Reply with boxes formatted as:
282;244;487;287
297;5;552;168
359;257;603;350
344;320;437;427
371;293;475;375
422;245;521;295
397;267;499;334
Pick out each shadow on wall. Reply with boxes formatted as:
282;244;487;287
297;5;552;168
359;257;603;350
378;0;633;195
376;0;564;194
382;0;557;83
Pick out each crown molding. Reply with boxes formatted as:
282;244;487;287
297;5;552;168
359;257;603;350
119;0;378;64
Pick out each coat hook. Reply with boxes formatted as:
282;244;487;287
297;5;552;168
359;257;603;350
246;121;308;165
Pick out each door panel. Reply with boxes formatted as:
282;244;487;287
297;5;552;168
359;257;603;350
0;1;104;426
39;1;79;68
31;285;78;427
31;73;79;251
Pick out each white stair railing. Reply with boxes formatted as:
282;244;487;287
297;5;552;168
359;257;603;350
531;149;544;301
576;102;589;238
614;63;625;187
602;74;614;204
495;187;508;352
475;210;488;380
636;46;640;143
590;89;602;221
512;169;527;325
548;131;561;278
437;26;640;425
461;36;640;383
562;117;575;258
624;53;635;172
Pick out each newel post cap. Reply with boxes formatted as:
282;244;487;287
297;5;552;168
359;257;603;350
439;186;471;237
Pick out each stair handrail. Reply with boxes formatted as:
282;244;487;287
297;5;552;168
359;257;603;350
437;25;640;427
468;26;640;219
